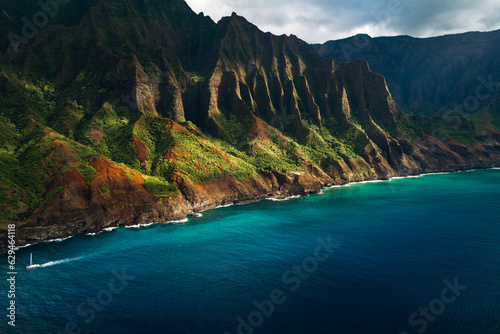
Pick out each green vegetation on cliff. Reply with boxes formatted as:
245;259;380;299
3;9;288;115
0;0;498;228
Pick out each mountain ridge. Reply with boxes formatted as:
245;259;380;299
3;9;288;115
314;29;500;129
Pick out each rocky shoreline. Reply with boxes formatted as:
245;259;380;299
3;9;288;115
2;0;500;255
3;154;499;253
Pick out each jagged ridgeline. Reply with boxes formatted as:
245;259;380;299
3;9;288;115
1;0;499;246
314;31;500;125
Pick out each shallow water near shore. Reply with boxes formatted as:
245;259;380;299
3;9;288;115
1;169;500;333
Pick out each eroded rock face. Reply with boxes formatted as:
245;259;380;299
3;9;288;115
13;138;500;251
17;157;188;245
315;31;500;117
14;159;332;248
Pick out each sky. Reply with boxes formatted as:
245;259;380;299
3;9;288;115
184;0;500;44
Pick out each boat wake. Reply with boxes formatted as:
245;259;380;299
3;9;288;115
39;256;84;268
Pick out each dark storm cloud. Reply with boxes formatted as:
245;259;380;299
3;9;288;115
185;0;500;43
388;0;500;37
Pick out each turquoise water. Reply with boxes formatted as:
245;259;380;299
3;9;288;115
1;169;500;334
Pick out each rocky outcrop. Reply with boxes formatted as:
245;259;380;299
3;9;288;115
11;137;500;251
13;158;334;249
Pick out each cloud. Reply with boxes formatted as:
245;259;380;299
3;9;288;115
185;0;500;43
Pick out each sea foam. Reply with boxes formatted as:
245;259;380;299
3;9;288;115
266;195;301;202
39;256;83;268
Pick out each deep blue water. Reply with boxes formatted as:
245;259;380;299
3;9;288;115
1;169;500;334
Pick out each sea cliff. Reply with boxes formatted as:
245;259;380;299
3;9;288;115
1;0;500;251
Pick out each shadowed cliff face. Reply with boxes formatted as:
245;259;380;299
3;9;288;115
1;0;500;250
314;31;500;129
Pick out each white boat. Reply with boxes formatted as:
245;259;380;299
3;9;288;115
26;253;40;270
192;212;203;218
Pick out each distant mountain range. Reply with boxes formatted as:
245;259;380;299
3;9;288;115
1;0;500;250
314;31;500;130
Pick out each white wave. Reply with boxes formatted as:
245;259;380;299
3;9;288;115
267;195;301;201
39;256;83;268
164;218;188;224
351;179;385;185
46;235;74;243
215;203;233;209
122;218;190;229
422;172;452;176
328;168;493;189
14;243;32;250
327;184;351;188
389;176;406;181
124;224;140;229
125;222;154;229
86;226;118;236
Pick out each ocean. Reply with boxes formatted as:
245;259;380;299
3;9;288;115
2;169;500;334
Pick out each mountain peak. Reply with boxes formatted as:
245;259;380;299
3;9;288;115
316;29;500;121
354;33;371;39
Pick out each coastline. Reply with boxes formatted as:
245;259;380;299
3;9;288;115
8;166;500;252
